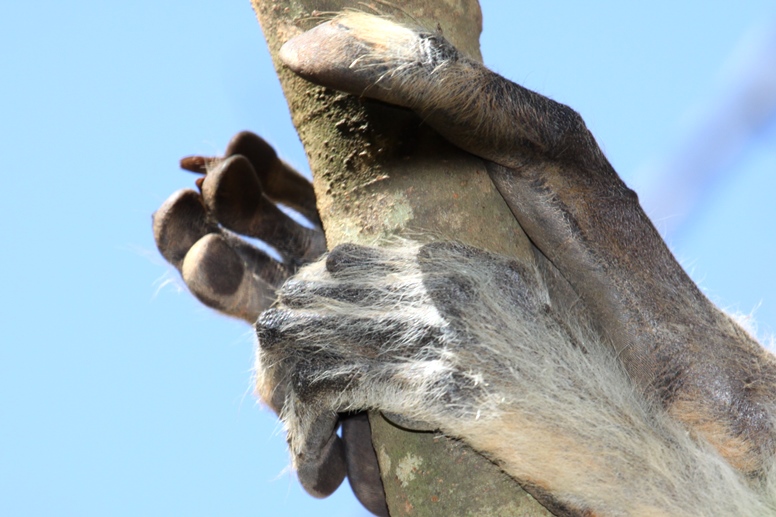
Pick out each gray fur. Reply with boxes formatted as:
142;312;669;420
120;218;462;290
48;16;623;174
257;242;776;516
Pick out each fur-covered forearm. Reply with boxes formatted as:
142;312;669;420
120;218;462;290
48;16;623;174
258;242;773;515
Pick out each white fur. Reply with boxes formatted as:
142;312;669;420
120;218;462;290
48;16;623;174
257;243;776;516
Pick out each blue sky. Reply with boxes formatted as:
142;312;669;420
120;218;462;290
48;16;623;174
2;2;775;516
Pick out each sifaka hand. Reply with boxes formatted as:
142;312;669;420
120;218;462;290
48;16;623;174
153;131;388;516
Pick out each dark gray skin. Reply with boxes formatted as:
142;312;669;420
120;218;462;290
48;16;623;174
155;15;776;517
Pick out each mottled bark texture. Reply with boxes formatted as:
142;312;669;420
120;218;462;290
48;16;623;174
250;1;552;514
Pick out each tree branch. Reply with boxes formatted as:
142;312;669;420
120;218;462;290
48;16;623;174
250;1;552;514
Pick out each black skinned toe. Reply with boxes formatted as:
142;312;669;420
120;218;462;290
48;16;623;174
201;155;265;228
296;413;346;498
184;233;244;298
342;414;389;517
201;154;326;265
225;131;279;175
225;131;321;225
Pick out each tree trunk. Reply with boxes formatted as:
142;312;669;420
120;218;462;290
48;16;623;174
250;1;553;514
